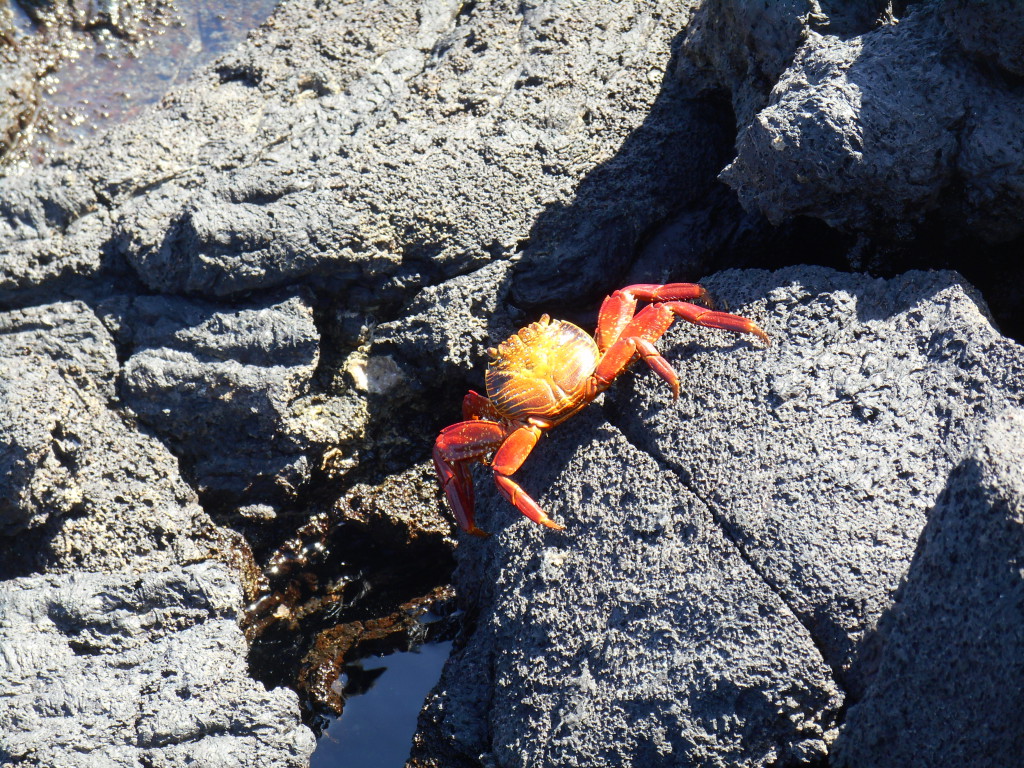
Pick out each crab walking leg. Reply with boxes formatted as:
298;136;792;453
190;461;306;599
433;420;506;536
595;336;683;398
662;301;771;345
595;301;770;397
621;283;711;303
595;283;711;352
491;422;564;530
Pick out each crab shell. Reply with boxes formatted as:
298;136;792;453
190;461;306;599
485;315;599;425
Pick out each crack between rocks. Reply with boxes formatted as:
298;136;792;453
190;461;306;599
602;402;847;699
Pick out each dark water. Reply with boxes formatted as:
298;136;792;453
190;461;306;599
311;641;453;767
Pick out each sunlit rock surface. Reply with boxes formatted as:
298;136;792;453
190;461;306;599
2;0;1023;765
412;267;1024;767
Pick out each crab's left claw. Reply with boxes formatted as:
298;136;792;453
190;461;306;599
433;420;505;536
433;447;486;536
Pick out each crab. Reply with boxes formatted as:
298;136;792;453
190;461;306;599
432;282;769;536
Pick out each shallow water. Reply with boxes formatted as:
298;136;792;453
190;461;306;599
8;0;279;167
311;641;453;767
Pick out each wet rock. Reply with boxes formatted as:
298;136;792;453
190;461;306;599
1;7;42;164
719;5;1024;243
243;462;458;719
0;562;316;768
414;266;1024;766
297;584;455;716
118;293;321;506
338;461;457;550
19;0;175;40
832;408;1024;767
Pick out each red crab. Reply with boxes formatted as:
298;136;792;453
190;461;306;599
433;283;769;536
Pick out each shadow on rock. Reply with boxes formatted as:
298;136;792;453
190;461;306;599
509;31;849;314
834;409;1024;766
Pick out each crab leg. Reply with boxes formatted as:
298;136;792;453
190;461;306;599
596;283;710;352
491;422;564;531
596;336;683;397
595;301;769;397
433;420;507;536
463;390;502;421
663;301;770;345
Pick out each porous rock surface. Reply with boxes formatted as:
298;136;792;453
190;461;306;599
416;409;843;768
0;296;315;765
0;563;315;768
116;293;321;503
614;267;1024;692
412;267;1024;767
2;0;1024;766
833;407;1024;766
0;300;215;571
713;1;1024;243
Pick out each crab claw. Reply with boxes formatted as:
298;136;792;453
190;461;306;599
433;420;506;535
433;446;488;536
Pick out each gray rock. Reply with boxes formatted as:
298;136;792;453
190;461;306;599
119;294;320;504
0;302;213;574
679;0;813;130
110;0;702;305
414;266;1024;765
830;407;1024;766
417;409;842;768
719;5;1024;243
611;267;1024;692
1;5;42;165
0;562;316;768
943;0;1024;76
374;259;520;385
0;301;113;537
678;0;893;135
3;0;1023;764
2;2;731;762
16;0;174;39
0;301;315;761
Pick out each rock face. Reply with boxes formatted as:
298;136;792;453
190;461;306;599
413;267;1024;767
0;298;315;766
417;411;843;768
613;268;1024;692
713;2;1024;244
833;408;1024;767
0;563;316;768
2;0;1024;766
0;301;215;572
117;293;321;503
3;0;741;764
